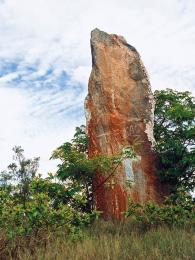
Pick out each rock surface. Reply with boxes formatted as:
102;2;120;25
85;28;165;220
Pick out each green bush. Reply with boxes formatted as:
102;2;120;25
0;190;94;240
125;190;195;227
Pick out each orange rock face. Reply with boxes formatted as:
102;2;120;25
85;28;165;220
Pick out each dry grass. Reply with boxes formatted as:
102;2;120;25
1;221;195;260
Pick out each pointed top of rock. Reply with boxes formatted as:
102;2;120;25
91;28;137;52
91;28;113;45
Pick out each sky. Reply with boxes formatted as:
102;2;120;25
0;0;194;174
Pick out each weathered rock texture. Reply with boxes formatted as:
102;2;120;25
85;28;165;220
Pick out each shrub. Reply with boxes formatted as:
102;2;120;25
125;190;195;227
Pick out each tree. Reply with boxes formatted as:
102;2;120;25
0;146;40;207
154;89;195;192
51;143;95;212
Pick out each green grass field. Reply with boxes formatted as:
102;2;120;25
2;221;194;260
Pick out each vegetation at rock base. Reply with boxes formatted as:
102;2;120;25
125;190;195;227
0;88;194;259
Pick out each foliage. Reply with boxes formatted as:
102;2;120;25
51;141;96;212
0;146;39;207
72;125;89;153
31;174;94;213
154;89;195;191
125;189;195;227
0;188;92;239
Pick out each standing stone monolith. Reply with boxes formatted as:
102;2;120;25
85;28;164;220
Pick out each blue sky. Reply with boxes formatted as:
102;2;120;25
0;0;194;174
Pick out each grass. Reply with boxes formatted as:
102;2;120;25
2;221;194;260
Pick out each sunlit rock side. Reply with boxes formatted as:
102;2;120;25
85;28;165;220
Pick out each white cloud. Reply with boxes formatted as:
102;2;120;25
0;84;82;173
0;0;194;174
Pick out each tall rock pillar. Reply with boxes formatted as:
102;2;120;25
85;28;163;220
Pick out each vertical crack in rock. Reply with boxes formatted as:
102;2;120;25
85;28;166;220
